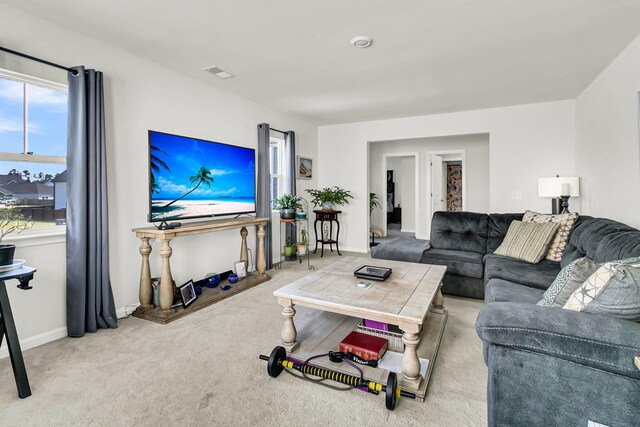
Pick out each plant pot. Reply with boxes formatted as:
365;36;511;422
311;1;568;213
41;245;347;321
280;209;296;220
321;202;334;210
296;212;307;219
284;246;293;256
0;244;16;266
296;243;308;255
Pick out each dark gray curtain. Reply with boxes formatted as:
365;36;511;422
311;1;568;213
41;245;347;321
284;131;297;245
66;66;117;338
257;123;273;269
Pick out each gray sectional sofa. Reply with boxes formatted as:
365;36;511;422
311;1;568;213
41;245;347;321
371;211;640;426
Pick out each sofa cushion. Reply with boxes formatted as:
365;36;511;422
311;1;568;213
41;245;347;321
441;274;484;299
484;253;561;290
485;279;545;304
494;220;560;264
420;248;484;278
430;211;488;254
487;213;523;253
522;210;578;262
538;257;599;307
561;217;640;267
564;261;640;321
370;237;431;263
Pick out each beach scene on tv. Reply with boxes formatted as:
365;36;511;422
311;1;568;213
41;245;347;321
149;131;256;221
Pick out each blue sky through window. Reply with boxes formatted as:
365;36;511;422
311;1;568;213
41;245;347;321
0;75;67;179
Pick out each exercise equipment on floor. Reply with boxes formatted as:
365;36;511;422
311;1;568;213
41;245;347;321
259;346;416;410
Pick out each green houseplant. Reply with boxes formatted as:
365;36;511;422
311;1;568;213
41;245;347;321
369;193;381;215
305;186;353;211
0;208;34;266
274;194;302;220
283;237;294;257
297;228;308;255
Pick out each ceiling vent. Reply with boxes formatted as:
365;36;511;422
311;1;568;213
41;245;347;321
203;66;235;79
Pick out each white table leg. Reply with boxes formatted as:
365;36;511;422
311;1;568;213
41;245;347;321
399;322;423;390
278;298;298;352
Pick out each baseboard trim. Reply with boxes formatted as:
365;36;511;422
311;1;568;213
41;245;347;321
400;228;415;233
0;304;141;360
0;326;67;359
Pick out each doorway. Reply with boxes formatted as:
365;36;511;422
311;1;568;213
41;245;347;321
383;153;419;239
428;150;466;232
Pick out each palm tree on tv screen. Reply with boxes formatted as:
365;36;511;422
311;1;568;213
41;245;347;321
163;166;214;207
150;144;170;194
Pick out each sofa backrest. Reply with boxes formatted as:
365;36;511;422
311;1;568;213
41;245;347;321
487;213;524;253
561;217;640;267
430;211;488;254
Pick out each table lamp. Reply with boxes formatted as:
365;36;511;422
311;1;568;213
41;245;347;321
538;176;580;214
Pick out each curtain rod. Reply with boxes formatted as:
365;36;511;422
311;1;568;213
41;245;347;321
0;46;79;76
269;127;289;135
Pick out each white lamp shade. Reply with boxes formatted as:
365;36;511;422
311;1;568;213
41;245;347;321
538;177;580;197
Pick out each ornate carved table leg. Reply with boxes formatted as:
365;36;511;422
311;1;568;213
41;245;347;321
399;322;423;390
137;237;154;313
278;298;298;352
158;238;175;316
240;226;249;270
256;223;266;278
431;283;445;314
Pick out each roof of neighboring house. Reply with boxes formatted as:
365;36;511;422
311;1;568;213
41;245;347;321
0;175;25;186
0;183;54;197
52;170;67;183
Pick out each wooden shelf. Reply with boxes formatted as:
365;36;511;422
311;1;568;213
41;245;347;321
133;272;270;324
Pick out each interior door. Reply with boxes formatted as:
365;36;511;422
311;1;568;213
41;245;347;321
431;155;445;213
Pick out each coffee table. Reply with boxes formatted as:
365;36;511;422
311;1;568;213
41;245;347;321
273;256;447;398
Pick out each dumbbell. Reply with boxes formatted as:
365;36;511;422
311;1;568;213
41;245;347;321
259;346;416;410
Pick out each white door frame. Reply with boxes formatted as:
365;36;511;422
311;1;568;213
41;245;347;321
425;150;466;239
382;152;420;237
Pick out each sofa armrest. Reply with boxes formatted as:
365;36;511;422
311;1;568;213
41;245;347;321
476;302;640;379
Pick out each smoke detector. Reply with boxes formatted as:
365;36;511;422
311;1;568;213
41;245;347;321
203;66;235;79
350;36;373;48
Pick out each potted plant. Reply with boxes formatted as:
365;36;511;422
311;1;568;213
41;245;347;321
274;194;302;220
0;208;34;266
305;186;353;211
283;237;294;257
370;192;381;215
297;229;308;255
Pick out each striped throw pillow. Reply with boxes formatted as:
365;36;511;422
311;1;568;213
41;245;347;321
522;210;578;262
494;220;560;264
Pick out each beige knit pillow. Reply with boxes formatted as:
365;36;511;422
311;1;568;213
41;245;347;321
495;220;560;264
522;210;578;262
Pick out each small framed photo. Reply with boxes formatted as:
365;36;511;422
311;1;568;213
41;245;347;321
179;280;197;308
297;156;313;180
234;261;247;278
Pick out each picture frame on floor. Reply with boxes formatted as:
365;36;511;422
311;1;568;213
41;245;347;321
179;279;197;308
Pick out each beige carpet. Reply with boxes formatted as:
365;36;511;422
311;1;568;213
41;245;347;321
0;252;487;426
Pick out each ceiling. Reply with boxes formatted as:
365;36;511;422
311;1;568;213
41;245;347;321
4;0;640;125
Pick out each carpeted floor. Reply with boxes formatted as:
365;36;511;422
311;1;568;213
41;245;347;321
0;252;487;426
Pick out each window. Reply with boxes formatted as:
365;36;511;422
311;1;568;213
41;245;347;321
0;69;67;227
269;136;284;210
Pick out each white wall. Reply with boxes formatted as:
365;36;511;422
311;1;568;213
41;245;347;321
0;4;317;356
320;100;576;252
575;34;640;228
379;156;416;232
369;134;490;239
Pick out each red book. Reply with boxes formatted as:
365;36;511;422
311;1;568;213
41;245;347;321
339;331;388;361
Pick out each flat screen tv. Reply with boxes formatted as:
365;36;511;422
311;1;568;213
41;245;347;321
148;130;256;222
